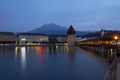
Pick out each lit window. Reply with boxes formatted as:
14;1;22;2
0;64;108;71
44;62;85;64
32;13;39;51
21;38;26;41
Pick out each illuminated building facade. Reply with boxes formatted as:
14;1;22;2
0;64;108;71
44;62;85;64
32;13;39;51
17;33;49;45
78;30;120;45
0;32;16;45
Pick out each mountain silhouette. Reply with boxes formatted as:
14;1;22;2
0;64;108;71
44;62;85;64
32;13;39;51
29;23;89;36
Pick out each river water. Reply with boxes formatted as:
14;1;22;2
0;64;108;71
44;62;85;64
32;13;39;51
0;46;109;80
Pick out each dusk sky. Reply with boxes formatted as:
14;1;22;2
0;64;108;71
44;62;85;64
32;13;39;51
0;0;120;32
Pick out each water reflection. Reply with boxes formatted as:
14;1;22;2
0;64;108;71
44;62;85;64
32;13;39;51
68;46;75;58
77;47;107;62
20;47;26;73
39;46;43;63
56;46;58;55
110;49;113;55
47;46;68;56
0;46;109;80
15;47;18;58
49;46;58;55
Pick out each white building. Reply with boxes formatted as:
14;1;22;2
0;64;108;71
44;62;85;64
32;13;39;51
17;33;49;45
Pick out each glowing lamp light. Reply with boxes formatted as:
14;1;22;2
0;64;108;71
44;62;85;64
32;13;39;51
114;36;118;40
40;39;43;41
21;38;26;41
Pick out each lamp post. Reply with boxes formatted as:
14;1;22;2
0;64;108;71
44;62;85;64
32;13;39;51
113;36;118;80
101;29;104;45
114;36;118;46
101;29;105;54
114;35;118;58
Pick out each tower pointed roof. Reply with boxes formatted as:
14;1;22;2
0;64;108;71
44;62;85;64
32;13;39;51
67;25;76;35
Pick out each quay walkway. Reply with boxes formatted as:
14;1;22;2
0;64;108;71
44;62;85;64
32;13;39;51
104;56;120;80
116;57;120;80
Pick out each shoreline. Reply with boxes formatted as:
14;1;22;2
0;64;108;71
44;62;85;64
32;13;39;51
0;44;68;47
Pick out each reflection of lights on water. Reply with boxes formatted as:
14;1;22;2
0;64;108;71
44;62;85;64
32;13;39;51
40;47;43;63
56;46;58;54
15;47;18;58
65;46;68;54
36;47;39;53
56;46;58;48
21;47;26;63
40;47;43;56
46;47;49;55
52;47;53;54
110;49;113;55
20;47;26;72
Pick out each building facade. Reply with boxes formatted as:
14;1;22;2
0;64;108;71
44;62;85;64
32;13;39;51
17;33;49;45
0;32;16;45
49;35;67;42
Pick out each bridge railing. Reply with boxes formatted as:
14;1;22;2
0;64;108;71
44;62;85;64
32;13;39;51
104;55;118;80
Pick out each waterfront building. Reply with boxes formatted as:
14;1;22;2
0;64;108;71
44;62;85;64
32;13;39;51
49;34;67;42
78;30;120;45
17;33;48;45
67;25;76;46
100;30;120;45
0;32;16;45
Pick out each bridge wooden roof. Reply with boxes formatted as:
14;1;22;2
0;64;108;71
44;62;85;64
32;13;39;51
80;37;116;42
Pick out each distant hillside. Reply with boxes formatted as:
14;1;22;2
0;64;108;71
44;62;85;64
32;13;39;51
29;23;90;36
83;31;100;37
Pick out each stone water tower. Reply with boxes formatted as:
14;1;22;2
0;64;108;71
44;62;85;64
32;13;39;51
67;25;76;46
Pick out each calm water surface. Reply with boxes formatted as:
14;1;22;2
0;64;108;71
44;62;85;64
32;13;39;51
0;46;108;80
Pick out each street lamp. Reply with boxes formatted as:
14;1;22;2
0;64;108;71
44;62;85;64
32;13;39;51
101;29;104;45
114;36;118;40
114;36;118;46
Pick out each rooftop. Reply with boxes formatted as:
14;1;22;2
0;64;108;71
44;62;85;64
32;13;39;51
17;33;48;36
0;32;15;35
67;25;76;35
